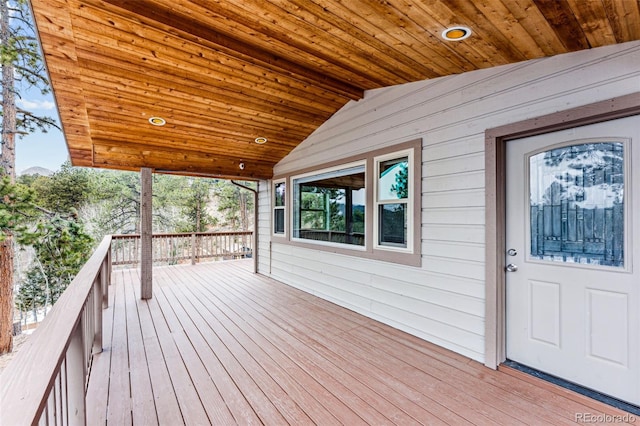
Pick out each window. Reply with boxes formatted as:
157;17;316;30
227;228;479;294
273;180;286;235
292;163;366;247
375;151;413;251
274;139;420;266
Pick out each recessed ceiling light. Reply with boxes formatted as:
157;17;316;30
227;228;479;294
148;117;166;126
254;137;268;144
442;26;472;41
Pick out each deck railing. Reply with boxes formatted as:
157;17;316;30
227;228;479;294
0;235;112;425
111;231;253;267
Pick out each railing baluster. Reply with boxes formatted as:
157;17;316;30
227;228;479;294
56;363;69;425
45;392;52;426
66;322;86;425
94;273;103;355
52;374;58;426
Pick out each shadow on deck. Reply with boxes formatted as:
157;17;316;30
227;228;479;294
87;259;632;425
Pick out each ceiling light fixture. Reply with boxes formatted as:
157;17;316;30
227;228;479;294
442;26;472;41
148;116;166;126
254;136;268;144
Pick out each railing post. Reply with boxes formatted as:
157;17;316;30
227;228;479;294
66;322;87;425
191;232;196;265
140;168;153;299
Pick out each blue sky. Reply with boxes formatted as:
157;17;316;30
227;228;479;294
14;90;68;174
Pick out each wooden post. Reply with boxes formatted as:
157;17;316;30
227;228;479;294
140;168;153;299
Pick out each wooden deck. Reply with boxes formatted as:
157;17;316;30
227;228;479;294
86;260;634;425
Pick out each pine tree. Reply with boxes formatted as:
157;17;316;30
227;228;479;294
1;0;58;353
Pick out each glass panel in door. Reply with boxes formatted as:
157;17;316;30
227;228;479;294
529;142;624;267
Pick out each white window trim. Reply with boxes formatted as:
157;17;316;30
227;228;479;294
373;148;415;253
290;160;367;250
272;178;287;238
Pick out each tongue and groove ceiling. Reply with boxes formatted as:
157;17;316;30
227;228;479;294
30;0;640;179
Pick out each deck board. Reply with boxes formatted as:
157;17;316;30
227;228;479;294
128;268;184;425
124;272;158;425
106;269;133;425
88;260;636;425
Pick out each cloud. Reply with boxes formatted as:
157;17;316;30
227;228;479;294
17;99;56;110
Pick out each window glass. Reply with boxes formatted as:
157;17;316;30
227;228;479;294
293;165;365;246
273;181;285;235
529;142;624;267
378;157;409;200
275;182;285;207
274;209;285;234
378;203;407;247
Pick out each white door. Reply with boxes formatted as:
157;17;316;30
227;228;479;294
506;115;640;406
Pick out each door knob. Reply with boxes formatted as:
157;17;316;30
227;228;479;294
506;263;518;272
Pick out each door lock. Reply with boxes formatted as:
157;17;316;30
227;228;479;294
506;263;518;272
507;248;517;256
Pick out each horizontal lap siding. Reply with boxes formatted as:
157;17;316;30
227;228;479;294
258;42;640;363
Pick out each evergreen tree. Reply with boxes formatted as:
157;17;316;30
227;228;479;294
20;215;93;311
1;0;58;353
0;175;36;239
89;171;203;237
390;162;409;199
89;170;144;236
177;178;217;233
2;173;93;326
214;180;254;231
30;162;90;214
15;267;46;323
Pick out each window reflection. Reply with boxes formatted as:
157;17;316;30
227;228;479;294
529;142;624;267
293;166;365;246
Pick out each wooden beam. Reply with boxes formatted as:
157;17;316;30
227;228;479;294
140;167;153;300
92;141;275;180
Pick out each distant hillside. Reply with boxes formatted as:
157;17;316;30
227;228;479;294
20;166;54;177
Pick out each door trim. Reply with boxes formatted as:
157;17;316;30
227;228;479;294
484;93;640;369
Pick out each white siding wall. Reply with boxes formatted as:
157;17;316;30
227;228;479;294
258;41;640;362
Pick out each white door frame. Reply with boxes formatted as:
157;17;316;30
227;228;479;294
483;93;640;369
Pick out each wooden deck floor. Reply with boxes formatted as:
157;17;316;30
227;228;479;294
86;260;634;425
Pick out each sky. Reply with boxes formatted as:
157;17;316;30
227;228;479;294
7;4;69;175
14;89;69;174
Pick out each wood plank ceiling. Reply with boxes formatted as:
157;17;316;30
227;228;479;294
30;0;640;179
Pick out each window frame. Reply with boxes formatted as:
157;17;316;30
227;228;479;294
272;178;287;238
271;139;421;267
